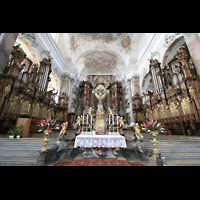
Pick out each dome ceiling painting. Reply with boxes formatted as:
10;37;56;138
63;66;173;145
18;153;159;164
50;33;152;80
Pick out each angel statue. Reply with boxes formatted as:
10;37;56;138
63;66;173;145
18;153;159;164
87;107;94;116
118;116;125;135
75;116;83;134
108;107;113;116
134;123;144;138
59;122;68;136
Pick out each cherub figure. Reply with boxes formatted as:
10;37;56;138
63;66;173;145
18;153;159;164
59;122;68;136
118;116;125;127
75;116;83;134
87;107;94;116
134;123;144;138
108;107;113;116
76;116;82;126
118;116;125;135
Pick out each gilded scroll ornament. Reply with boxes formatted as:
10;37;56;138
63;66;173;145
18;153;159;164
4;85;11;96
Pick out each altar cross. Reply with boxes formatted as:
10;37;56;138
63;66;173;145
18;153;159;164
92;84;109;106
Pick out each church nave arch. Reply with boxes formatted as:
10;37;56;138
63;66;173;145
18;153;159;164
141;72;152;93
161;35;185;68
15;34;39;66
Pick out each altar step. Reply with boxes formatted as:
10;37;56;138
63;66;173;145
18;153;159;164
0;138;56;166
144;140;200;166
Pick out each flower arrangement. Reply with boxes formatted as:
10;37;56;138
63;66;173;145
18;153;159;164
141;120;164;133
37;118;60;132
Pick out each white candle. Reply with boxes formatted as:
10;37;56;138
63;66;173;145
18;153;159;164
87;114;88;125
82;115;84;125
91;114;92;129
109;115;110;125
117;116;118;126
112;115;114;126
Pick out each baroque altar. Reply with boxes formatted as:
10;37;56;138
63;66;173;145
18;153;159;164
74;82;127;157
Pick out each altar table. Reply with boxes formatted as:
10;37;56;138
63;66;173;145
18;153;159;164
74;134;127;149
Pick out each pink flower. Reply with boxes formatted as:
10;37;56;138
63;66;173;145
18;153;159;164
52;119;54;122
153;121;157;126
52;123;54;126
45;122;47;126
146;121;149;125
157;123;161;127
56;124;59;126
149;121;151;125
143;123;147;128
37;124;41;127
47;119;50;123
43;119;45;123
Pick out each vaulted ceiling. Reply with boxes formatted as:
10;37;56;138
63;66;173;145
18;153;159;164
49;33;152;80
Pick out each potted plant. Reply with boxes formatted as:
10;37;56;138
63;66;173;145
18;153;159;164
17;130;22;139
7;125;23;139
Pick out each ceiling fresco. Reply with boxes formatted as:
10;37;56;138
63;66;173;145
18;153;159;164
79;33;122;43
84;51;117;73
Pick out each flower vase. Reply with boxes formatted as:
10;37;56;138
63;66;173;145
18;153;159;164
149;131;160;152
43;129;53;139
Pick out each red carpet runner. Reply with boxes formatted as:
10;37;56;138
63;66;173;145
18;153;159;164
54;159;144;166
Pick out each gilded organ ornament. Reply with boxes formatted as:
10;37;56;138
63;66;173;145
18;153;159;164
8;95;19;114
32;103;40;117
181;97;191;115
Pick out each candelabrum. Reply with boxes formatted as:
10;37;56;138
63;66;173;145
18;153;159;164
150;131;160;152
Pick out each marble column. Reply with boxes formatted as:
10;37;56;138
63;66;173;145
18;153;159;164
183;33;200;77
91;89;94;108
83;88;87;110
114;89;118;113
107;90;110;110
111;90;115;107
0;33;19;75
132;76;140;95
86;89;89;106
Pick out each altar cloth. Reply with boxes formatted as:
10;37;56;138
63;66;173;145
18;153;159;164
74;134;127;148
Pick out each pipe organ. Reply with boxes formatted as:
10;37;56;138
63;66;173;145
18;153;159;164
133;44;200;135
0;44;68;135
